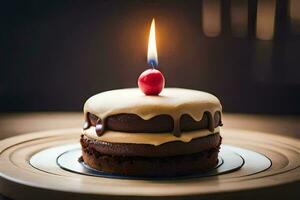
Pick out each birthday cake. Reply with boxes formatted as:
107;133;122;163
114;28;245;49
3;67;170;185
80;88;222;177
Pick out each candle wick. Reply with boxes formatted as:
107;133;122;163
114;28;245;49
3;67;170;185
151;63;155;69
149;60;157;69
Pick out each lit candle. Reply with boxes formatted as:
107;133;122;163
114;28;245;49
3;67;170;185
138;18;165;95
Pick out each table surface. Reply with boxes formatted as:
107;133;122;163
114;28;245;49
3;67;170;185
0;112;299;140
0;112;300;200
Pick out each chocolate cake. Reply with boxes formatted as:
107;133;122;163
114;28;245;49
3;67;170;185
80;88;222;177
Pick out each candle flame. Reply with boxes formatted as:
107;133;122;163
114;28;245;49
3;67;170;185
147;18;158;67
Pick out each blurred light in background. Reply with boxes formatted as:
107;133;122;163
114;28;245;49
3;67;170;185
230;0;248;37
202;0;221;37
289;0;300;34
1;0;300;114
256;0;276;40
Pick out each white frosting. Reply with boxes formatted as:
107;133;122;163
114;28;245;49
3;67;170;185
84;88;222;134
83;127;220;146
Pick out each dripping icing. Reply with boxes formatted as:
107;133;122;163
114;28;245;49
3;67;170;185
83;88;222;136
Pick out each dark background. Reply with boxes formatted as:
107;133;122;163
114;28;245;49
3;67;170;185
1;0;300;114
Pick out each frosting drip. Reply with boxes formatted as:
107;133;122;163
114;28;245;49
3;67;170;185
83;127;220;146
83;88;222;136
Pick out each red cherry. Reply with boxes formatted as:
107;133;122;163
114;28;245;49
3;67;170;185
138;69;165;95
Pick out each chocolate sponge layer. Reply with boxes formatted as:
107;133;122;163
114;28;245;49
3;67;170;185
80;133;221;157
87;112;221;133
81;147;220;177
80;133;221;177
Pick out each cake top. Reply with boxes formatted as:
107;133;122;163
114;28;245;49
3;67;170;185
84;88;222;136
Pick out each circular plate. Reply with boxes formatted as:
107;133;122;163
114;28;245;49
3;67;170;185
31;144;247;179
1;128;300;200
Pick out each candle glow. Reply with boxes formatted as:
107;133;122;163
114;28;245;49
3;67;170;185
147;18;158;67
138;18;165;95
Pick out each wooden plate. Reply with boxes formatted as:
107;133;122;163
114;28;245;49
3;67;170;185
0;128;300;199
